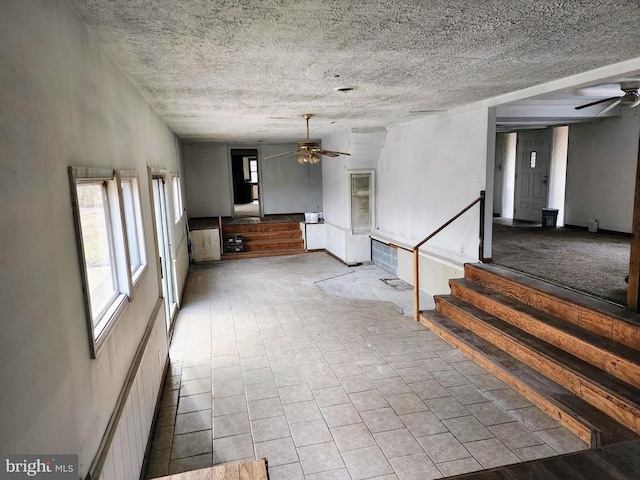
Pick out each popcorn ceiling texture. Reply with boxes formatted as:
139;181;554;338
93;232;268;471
68;0;640;142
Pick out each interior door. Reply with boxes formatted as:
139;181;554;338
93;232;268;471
152;177;177;331
514;129;551;222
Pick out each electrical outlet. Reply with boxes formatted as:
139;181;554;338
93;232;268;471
460;244;464;253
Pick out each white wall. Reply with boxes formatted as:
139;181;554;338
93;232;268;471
321;129;386;263
500;133;517;220
0;1;185;476
565;108;640;233
375;109;493;292
493;133;505;216
377;110;490;253
182;143;323;217
548;126;569;226
183;143;233;217
321;110;493;287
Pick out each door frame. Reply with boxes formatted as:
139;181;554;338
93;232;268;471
148;167;178;333
513;129;552;221
227;146;262;218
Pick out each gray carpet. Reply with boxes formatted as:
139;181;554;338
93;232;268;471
491;223;630;306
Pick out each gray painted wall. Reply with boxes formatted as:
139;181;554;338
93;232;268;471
183;143;233;217
0;1;185;475
565;108;640;233
260;144;323;215
182;143;322;217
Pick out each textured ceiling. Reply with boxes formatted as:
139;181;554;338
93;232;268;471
68;0;640;143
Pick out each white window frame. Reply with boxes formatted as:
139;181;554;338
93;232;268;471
348;169;376;235
118;170;148;288
249;159;258;184
172;174;184;223
69;167;132;358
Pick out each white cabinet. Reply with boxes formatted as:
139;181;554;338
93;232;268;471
190;228;221;262
302;222;326;250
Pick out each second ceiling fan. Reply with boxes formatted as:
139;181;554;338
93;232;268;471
575;81;640;115
263;114;351;164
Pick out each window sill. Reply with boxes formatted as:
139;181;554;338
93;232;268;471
131;264;149;289
93;293;128;358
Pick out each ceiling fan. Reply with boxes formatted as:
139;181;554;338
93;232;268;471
263;114;351;164
575;81;640;115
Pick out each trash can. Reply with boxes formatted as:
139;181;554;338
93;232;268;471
541;208;559;229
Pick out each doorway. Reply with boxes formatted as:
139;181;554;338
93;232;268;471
514;129;551;222
230;148;260;218
152;176;177;331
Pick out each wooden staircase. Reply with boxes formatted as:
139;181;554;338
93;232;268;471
221;221;305;259
420;263;640;448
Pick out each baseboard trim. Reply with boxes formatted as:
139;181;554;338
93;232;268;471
85;298;164;480
563;224;632;237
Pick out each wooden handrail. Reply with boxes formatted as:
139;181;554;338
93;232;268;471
413;191;485;320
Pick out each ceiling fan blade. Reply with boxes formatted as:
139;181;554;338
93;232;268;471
317;149;351;157
316;150;340;157
263;150;297;160
575;96;620;110
597;98;622;115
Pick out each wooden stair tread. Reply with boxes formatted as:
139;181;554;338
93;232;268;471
465;263;640;351
421;311;638;446
467;263;640;327
437;295;640;415
238;238;303;245
450;278;640;387
442;438;640;480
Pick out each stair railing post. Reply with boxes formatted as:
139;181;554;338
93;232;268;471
478;190;486;262
413;247;420;320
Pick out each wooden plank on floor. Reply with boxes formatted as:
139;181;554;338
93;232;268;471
155;459;267;480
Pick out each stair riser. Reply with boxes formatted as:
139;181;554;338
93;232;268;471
224;222;301;233
450;282;640;389
226;230;303;241
242;242;304;252
221;250;308;260
436;298;640;434
464;265;640;351
420;313;596;446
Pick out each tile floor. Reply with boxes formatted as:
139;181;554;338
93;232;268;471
145;253;587;479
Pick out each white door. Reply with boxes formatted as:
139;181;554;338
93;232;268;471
514;129;551;222
152;177;177;331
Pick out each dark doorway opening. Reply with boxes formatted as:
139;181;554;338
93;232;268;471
231;148;259;218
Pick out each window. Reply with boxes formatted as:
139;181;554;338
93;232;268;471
249;159;258;183
76;182;120;322
172;175;183;222
69;167;145;357
119;171;147;284
350;171;374;234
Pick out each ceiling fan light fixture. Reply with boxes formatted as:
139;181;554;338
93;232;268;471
620;91;640;108
262;114;351;162
298;152;321;164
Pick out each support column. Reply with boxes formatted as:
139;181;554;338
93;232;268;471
627;137;640;311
